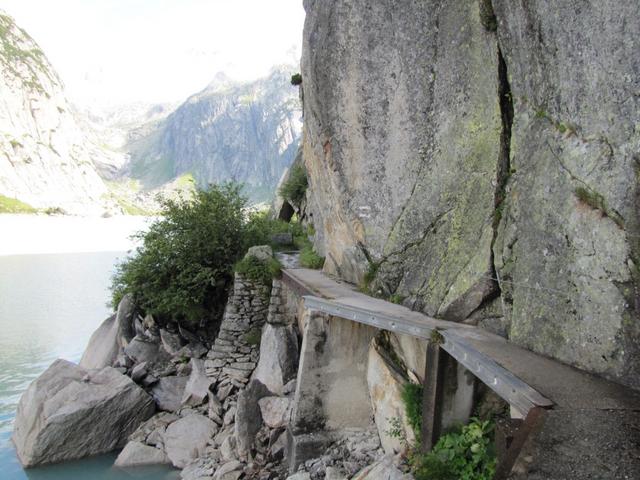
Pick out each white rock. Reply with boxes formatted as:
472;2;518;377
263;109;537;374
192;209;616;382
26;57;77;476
258;396;291;429
114;441;170;467
163;414;217;468
252;323;299;395
12;359;155;467
367;340;415;454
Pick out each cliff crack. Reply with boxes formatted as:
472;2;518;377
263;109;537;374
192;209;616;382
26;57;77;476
490;45;514;311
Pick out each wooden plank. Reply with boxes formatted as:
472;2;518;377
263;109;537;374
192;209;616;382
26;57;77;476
420;341;446;452
442;330;554;413
303;295;553;415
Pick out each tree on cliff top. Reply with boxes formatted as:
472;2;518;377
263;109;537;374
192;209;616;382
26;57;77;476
111;183;255;329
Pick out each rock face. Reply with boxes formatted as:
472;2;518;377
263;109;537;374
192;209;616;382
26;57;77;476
125;68;302;202
0;11;121;214
301;0;640;388
12;359;155;467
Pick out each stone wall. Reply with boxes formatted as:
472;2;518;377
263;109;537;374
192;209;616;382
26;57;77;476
204;273;270;387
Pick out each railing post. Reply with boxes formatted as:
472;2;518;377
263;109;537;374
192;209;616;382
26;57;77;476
420;333;446;452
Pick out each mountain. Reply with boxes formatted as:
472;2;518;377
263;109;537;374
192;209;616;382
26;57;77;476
0;11;122;215
123;68;302;202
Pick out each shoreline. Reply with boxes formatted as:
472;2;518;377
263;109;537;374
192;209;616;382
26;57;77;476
0;215;151;256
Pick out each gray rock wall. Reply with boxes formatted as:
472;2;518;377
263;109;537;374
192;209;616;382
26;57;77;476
204;273;270;386
301;0;639;388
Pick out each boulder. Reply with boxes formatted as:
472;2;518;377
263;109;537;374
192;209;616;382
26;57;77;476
130;362;148;383
352;456;414;480
114;441;170;467
79;294;136;370
152;376;188;412
258;396;291;429
367;340;415;454
163;414;217;468
124;334;161;364
12;359;155;467
181;359;213;406
160;329;185;356
246;245;273;261
252;324;299;395
235;379;271;458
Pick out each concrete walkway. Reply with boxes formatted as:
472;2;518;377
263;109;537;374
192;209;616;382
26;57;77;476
283;268;640;479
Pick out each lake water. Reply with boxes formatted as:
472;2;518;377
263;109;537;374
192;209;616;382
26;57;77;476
0;215;179;480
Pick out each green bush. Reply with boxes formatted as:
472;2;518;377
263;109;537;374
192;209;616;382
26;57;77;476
110;184;253;328
234;255;282;285
291;73;302;86
412;418;497;480
279;164;308;206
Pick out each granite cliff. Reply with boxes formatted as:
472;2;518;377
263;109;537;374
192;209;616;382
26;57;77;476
125;68;302;202
0;11;121;215
300;0;639;389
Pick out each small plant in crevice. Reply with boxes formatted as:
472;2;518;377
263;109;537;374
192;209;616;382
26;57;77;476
401;382;424;440
291;73;302;86
574;186;625;229
386;416;405;441
279;163;308;206
389;293;405;305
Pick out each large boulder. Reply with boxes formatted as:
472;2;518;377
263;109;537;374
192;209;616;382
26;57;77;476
12;359;155;467
79;294;136;370
151;376;188;412
163;414;217;468
252;323;299;395
367;339;415;454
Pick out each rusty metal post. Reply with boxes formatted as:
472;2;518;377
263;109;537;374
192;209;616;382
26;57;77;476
420;337;446;452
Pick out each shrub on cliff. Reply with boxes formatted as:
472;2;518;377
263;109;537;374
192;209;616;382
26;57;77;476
111;184;253;329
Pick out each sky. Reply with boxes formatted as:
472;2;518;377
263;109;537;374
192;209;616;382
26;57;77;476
1;0;305;109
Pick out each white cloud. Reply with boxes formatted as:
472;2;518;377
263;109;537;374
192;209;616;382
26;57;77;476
1;0;305;107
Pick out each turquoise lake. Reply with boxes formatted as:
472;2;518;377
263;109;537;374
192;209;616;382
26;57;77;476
0;216;178;480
